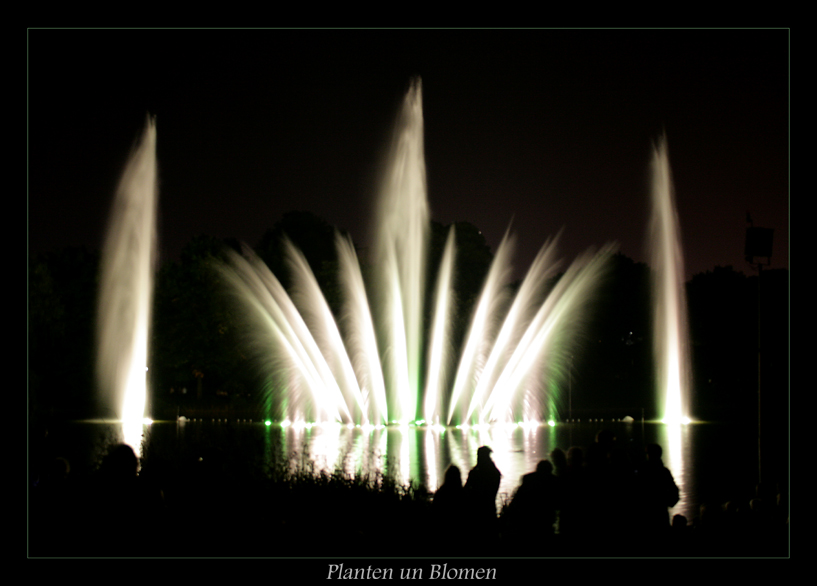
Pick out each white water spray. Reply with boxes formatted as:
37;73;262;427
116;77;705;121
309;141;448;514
649;136;691;425
217;79;614;427
96;117;158;453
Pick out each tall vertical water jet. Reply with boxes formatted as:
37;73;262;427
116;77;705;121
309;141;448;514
423;225;456;424
96;117;158;453
649;136;691;425
373;78;429;424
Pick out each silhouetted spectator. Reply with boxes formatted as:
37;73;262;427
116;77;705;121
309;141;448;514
558;446;591;542
549;447;568;478
433;464;466;526
526;459;559;532
503;460;559;553
721;499;744;541
591;430;637;548
566;445;584;471
101;443;139;478
694;502;721;555
670;513;693;555
595;429;615;456
464;446;502;546
90;443;165;555
634;443;679;549
584;441;610;541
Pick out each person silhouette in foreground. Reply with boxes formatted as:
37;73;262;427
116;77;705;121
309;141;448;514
464;446;502;547
91;443;165;555
504;459;559;553
431;464;467;552
635;443;679;552
434;464;465;523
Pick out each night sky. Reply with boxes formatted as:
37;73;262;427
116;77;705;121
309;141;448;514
28;29;789;281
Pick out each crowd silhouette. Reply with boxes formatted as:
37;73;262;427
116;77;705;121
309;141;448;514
430;432;788;557
29;431;788;557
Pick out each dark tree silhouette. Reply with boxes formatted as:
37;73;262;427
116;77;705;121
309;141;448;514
29;247;99;420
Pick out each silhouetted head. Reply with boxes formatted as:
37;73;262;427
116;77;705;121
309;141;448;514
723;500;739;516
535;459;553;476
699;503;711;524
549;448;567;474
595;429;615;448
443;464;462;487
101;443;139;479
46;456;71;483
477;445;493;463
645;443;663;462
567;446;583;469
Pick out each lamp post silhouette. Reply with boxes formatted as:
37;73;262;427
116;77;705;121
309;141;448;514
744;213;773;488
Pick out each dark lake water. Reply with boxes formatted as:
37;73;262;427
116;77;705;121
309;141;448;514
34;416;767;524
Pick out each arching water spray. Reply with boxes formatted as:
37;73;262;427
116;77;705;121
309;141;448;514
217;79;613;428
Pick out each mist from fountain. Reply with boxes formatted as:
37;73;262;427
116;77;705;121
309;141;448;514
217;79;615;428
96;117;157;453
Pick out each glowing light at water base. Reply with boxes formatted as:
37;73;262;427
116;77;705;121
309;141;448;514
96;117;158;454
217;78;615;428
649;136;692;426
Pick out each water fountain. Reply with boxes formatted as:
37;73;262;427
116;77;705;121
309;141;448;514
96;116;158;454
649;136;692;426
85;82;699;517
216;79;615;429
648;136;693;518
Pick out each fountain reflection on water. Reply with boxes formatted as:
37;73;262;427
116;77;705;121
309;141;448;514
170;417;697;520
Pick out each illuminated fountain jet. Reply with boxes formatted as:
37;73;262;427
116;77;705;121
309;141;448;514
649;136;692;426
217;79;614;428
96;117;157;453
